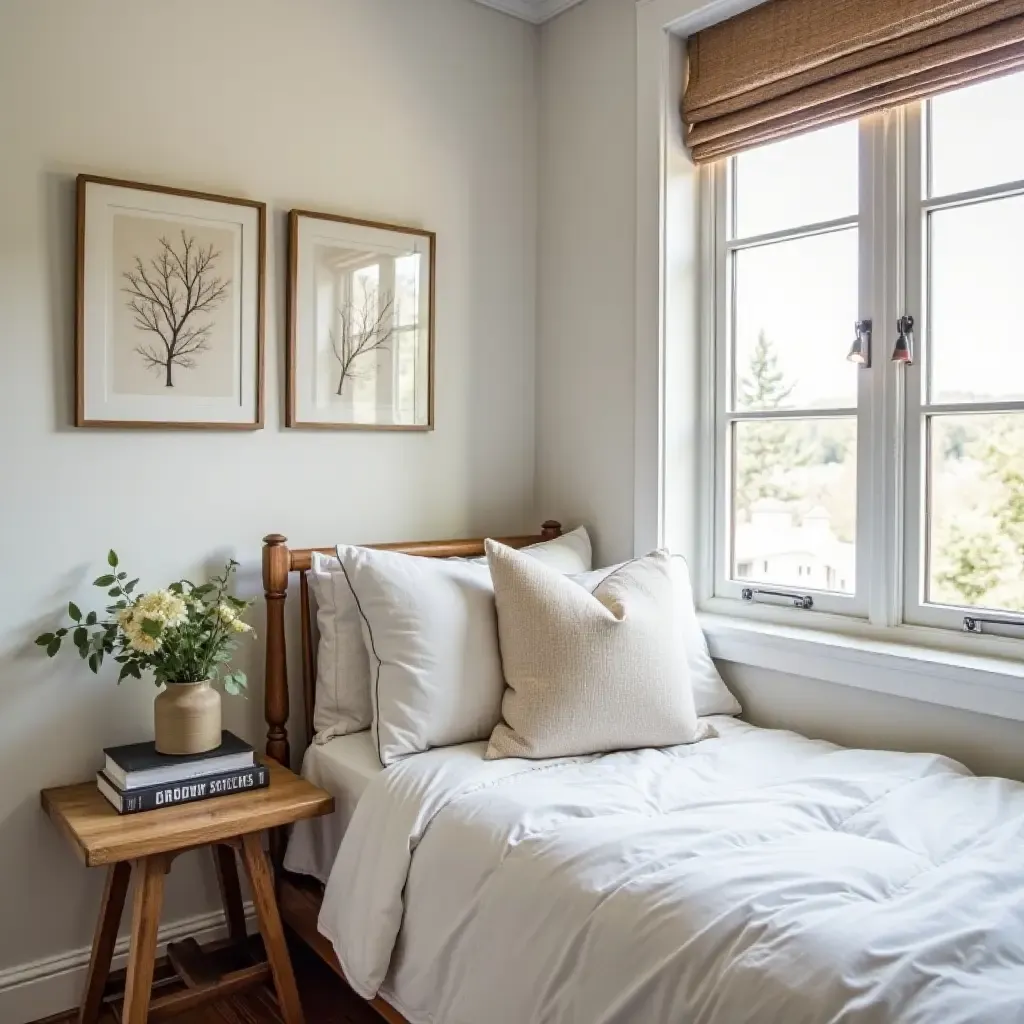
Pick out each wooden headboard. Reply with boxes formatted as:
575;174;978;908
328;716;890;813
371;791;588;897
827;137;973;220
260;521;563;770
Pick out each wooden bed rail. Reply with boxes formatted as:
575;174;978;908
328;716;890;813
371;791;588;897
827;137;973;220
260;522;563;774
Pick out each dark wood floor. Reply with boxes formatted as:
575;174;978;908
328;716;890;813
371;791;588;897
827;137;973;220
38;940;383;1024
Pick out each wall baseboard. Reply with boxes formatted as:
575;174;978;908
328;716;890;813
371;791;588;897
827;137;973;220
0;902;256;1024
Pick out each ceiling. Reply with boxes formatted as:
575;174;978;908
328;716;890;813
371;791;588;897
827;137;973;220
470;0;587;23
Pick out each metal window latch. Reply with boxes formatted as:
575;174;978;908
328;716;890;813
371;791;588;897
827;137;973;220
962;614;1024;635
742;587;814;610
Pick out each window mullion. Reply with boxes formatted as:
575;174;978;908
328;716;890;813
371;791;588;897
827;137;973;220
860;110;908;628
708;160;729;605
902;105;927;627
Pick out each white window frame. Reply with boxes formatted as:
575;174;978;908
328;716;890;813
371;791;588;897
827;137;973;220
707;118;885;622
637;8;1024;718
703;97;1024;644
902;102;1024;633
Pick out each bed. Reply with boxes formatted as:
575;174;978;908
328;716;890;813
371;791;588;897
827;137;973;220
261;526;1024;1024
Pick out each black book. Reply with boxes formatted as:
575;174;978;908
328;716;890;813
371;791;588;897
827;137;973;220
96;763;269;814
103;730;254;790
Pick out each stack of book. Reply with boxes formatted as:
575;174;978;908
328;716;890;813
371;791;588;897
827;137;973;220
97;731;269;814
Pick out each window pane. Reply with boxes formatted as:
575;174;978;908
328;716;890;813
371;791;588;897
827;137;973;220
930;73;1024;197
733;121;859;238
928;413;1024;612
929;196;1024;404
394;254;421;328
395;328;418;423
733;230;858;411
732;418;856;594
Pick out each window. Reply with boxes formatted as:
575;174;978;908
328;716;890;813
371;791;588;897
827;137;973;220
392;253;422;424
714;120;864;616
705;70;1024;635
905;74;1024;629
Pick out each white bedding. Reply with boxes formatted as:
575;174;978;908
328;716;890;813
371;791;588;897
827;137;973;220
284;730;382;883
320;717;1024;1024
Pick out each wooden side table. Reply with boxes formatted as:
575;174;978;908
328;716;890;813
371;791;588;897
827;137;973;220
42;758;333;1024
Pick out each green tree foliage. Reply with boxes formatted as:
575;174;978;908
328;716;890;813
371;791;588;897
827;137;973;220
936;524;1003;604
735;331;810;514
934;415;1024;610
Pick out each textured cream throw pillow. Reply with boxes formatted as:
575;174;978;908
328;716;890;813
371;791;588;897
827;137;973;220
485;541;706;760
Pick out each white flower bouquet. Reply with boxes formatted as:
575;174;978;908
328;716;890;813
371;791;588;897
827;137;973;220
37;552;254;694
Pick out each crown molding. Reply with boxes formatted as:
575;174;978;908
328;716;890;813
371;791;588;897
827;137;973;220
470;0;588;23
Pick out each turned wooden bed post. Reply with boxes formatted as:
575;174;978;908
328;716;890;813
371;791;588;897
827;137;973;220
262;534;291;769
540;520;561;541
262;534;291;873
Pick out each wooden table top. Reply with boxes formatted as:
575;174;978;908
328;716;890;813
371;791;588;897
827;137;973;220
41;758;334;867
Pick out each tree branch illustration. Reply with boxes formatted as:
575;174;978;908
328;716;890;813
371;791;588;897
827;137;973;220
330;289;395;396
121;230;229;387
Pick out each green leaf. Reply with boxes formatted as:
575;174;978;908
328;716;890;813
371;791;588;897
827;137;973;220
88;653;99;673
124;579;138;594
68;602;82;622
85;611;97;625
168;582;184;595
130;663;142;679
108;588;121;598
93;575;115;587
46;638;61;657
107;550;119;568
141;618;162;639
116;572;127;580
73;627;87;648
56;628;68;637
35;633;55;647
118;663;133;683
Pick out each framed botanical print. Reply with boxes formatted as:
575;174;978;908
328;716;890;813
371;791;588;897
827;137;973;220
287;209;435;430
75;175;265;429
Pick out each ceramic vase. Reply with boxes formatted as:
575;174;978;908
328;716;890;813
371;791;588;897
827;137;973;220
154;680;222;755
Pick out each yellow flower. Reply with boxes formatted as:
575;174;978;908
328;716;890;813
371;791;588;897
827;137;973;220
231;618;253;634
117;607;135;630
216;603;238;624
134;590;187;628
129;631;161;655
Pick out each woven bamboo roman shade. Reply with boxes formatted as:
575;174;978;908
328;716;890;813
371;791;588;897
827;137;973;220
684;0;1024;163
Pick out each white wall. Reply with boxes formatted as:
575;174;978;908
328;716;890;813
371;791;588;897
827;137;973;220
535;0;1024;778
535;0;637;564
0;0;537;1017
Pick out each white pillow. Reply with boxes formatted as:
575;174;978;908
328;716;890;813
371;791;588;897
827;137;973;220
485;543;708;760
308;551;372;741
575;555;740;718
336;547;505;766
464;525;593;573
319;528;593;760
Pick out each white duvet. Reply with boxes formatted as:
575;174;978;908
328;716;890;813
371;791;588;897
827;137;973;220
320;718;1024;1024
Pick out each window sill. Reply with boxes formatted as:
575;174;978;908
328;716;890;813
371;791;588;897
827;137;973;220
698;605;1024;723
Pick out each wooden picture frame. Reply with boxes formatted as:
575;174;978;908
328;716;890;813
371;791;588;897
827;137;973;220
75;175;266;429
286;209;435;431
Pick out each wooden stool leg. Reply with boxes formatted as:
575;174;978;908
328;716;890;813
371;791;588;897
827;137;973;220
122;854;167;1024
213;843;248;945
241;832;304;1024
78;861;131;1024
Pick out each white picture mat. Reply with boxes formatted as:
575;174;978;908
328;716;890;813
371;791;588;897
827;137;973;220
81;181;261;424
293;214;432;426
